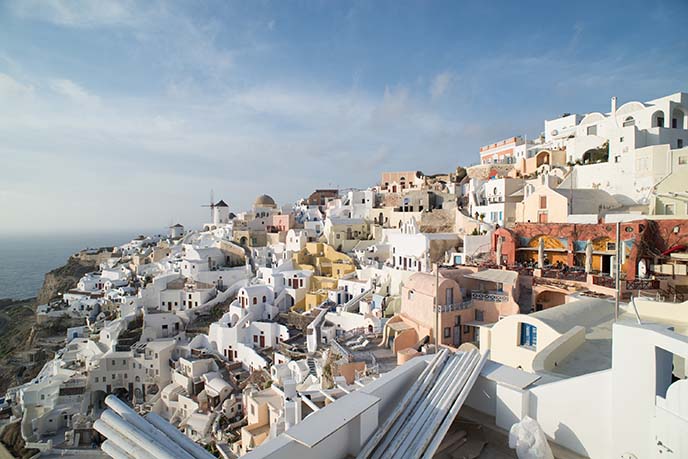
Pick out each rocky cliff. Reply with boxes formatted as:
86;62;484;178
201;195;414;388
36;248;114;304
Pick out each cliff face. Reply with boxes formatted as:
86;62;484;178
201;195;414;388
36;248;113;304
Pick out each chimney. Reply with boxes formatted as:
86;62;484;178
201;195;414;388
611;96;617;115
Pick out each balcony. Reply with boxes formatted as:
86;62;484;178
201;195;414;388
626;279;659;290
433;301;473;313
592;275;615;288
471;291;509;303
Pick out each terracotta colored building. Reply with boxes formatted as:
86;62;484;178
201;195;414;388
306;189;339;207
493;219;688;280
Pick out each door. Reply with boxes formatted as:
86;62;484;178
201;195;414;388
445;288;453;306
453;316;461;347
602;255;611;275
259;336;265;348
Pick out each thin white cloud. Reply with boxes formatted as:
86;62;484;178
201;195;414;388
430;71;456;99
8;0;139;28
49;79;100;106
0;73;34;97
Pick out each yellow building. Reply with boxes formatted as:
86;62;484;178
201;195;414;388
291;242;356;311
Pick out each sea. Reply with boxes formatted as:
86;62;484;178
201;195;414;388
0;232;147;301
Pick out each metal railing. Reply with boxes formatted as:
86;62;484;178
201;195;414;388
541;269;587;282
626;279;659;290
434;301;473;313
471;291;509;303
592;275;615;288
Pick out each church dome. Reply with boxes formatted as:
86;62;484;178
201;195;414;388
254;194;277;208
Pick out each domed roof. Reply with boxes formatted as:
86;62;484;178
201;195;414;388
254;194;276;208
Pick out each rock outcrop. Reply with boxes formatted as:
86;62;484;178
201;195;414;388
36;248;113;304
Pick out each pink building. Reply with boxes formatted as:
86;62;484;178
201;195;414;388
386;272;474;352
270;214;294;233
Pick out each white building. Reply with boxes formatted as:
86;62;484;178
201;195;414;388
384;218;459;272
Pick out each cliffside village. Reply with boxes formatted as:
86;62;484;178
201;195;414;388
4;91;688;459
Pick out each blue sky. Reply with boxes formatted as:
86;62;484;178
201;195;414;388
1;0;687;234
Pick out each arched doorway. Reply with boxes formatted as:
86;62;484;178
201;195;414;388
672;107;687;129
652;110;665;128
535;151;550;167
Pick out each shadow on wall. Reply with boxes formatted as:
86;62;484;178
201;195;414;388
554;422;589;458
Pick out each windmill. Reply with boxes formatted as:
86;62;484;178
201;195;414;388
201;189;215;221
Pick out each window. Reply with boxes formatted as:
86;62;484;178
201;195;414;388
444;327;451;338
665;204;675;215
519;323;537;348
463;325;470;334
475;310;484;322
679;156;688;165
678;139;684;149
539;196;547;209
586;125;597;136
673;118;678;129
614;155;621;163
619;137;624;143
622;116;635;127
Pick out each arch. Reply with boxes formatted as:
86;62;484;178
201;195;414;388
652;110;665;128
671;106;688;129
582;142;609;164
616;101;645;116
535;150;551;167
528;235;565;250
580;112;605;126
622;116;635;127
239;236;248;246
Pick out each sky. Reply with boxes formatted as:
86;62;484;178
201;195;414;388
1;0;687;235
